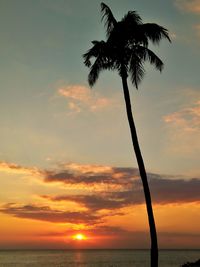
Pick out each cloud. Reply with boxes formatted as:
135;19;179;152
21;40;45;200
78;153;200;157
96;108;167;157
58;85;115;114
42;175;200;210
41;192;136;211
63;163;113;174
0;161;40;176
150;177;200;204
164;100;200;154
175;0;200;14
43;164;138;190
42;163;200;207
164;100;200;132
0;203;99;224
1;160;200;227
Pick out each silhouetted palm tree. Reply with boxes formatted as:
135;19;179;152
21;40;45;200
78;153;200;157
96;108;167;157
83;3;170;267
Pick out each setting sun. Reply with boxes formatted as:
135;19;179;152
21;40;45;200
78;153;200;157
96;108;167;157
73;233;87;241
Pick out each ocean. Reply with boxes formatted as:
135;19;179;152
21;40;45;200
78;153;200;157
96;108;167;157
0;249;199;267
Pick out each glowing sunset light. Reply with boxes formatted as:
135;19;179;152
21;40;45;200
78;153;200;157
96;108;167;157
72;233;87;241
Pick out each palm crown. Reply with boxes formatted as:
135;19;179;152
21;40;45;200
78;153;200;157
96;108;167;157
83;3;171;89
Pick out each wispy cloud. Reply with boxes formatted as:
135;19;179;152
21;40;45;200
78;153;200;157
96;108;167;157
164;100;200;132
42;176;200;210
42;162;200;209
41;192;136;211
175;0;200;14
58;85;116;114
43;163;200;206
0;161;40;176
164;100;200;154
43;164;137;190
0;203;99;225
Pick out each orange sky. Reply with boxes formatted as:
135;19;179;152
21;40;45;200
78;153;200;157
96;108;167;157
0;161;200;249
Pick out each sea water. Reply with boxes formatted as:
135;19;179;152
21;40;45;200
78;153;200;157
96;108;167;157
0;249;199;267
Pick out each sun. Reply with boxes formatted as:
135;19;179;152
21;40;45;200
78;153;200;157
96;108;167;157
72;233;87;241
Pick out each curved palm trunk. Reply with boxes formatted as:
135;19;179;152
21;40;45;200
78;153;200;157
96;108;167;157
121;74;158;267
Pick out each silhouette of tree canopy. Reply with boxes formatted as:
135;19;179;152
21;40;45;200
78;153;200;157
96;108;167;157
84;3;170;88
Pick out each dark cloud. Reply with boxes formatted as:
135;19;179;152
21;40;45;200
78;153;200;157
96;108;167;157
91;225;132;235
42;193;133;210
43;166;139;187
43;166;200;205
0;203;100;224
150;177;200;204
41;176;200;211
41;187;143;211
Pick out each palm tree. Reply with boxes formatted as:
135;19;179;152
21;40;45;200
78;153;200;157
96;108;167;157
83;3;170;267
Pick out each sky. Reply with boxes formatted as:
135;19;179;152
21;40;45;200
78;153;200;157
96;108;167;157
0;0;200;249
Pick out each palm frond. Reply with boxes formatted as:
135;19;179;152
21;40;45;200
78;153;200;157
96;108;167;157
88;55;120;87
101;2;117;37
88;57;106;87
129;54;145;89
141;23;171;44
88;64;101;87
122;10;142;25
136;46;164;71
83;40;106;67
